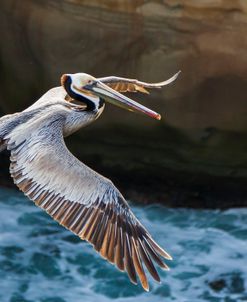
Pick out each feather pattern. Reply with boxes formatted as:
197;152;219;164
99;71;181;94
2;105;171;291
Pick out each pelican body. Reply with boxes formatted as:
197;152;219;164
0;71;180;291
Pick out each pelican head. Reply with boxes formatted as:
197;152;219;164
61;73;161;120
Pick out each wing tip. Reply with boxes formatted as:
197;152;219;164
159;70;181;87
166;254;173;261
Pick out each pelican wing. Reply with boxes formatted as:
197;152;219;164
99;71;181;94
6;112;171;291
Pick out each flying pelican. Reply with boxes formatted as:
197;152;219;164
0;71;180;291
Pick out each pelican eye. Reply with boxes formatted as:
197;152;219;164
83;79;97;91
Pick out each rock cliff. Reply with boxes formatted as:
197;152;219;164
0;0;247;207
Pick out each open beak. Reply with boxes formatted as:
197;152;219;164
84;81;161;120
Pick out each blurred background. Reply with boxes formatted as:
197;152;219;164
0;1;247;302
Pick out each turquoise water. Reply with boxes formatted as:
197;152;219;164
0;187;246;302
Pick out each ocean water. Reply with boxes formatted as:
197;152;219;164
0;188;246;302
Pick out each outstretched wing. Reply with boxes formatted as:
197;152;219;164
98;71;181;94
6;112;171;291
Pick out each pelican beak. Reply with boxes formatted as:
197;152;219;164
84;81;161;120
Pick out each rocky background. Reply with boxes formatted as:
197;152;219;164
0;0;247;207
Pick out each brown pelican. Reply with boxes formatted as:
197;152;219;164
0;71;180;291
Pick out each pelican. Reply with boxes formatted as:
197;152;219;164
0;71;180;291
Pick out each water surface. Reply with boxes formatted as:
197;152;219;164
0;188;246;302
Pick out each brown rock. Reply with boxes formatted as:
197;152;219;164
0;0;247;206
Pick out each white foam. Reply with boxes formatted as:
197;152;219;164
0;188;246;302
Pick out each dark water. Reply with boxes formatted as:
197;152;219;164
0;188;246;302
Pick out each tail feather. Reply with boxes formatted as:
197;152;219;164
0;113;22;153
0;110;40;153
0;115;13;152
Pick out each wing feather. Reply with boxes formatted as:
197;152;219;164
115;220;125;271
5;112;171;291
131;237;149;291
99;71;181;94
124;233;137;284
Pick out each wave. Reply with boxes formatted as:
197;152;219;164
0;188;246;302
